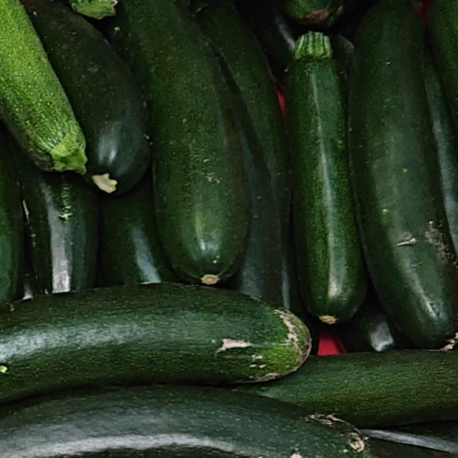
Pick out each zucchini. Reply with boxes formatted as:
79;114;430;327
348;0;458;349
10;134;99;294
424;22;458;254
285;31;366;324
0;128;25;305
107;0;251;285
429;0;458;134
99;175;179;286
336;284;415;352
191;0;291;245
0;282;311;405
363;421;458;455
0;0;87;174
283;0;344;27
67;0;116;19
0;384;378;458
21;0;152;195
237;350;458;428
368;438;454;458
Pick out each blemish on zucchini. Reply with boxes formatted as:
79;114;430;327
0;365;9;374
348;432;366;452
319;315;337;325
92;173;118;194
201;274;220;285
215;339;252;353
440;332;458;351
396;236;417;247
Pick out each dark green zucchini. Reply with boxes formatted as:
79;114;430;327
0;384;379;458
348;0;458;349
98;175;180;286
0;128;25;305
21;0;152;195
423;33;458;254
368;438;454;458
363;421;458;454
236;350;458;428
10;133;99;294
285;31;366;324
191;0;291;243
107;0;251;285
282;0;344;27
0;282;311;405
336;284;416;352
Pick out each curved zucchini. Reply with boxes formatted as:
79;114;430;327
108;0;251;285
348;0;458;349
10;135;99;294
285;32;366;324
191;0;291;243
99;176;179;286
0;282;311;404
0;0;87;173
237;350;458;428
21;0;152;195
0;384;378;458
0;128;25;305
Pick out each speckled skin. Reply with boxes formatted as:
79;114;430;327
0;0;87;173
0;282;311;405
108;0;251;285
0;384;378;457
21;0;152;195
348;0;458;349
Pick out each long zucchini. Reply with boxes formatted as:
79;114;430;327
0;0;87;173
348;0;458;349
0;282;311;405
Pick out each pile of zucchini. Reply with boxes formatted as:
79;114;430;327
0;0;457;456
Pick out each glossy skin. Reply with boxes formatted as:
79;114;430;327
285;33;366;324
0;282;311;405
238;350;458;428
21;0;151;194
348;0;458;349
0;385;377;458
108;0;251;284
99;176;179;286
12;140;98;294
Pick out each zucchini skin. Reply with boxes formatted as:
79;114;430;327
67;0;116;19
363;421;458;455
108;0;251;285
285;32;366;324
0;0;87;174
0;384;377;458
21;0;152;195
348;0;458;349
11;136;99;294
99;176;180;286
237;350;458;428
191;0;291;243
283;0;344;27
0;282;311;405
0;128;25;305
368;438;453;458
423;33;458;254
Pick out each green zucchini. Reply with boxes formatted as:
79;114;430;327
21;0;152;195
99;175;179;286
191;0;291;244
0;384;378;458
285;31;366;324
0;0;87;174
107;0;251;285
336;284;415;352
10;134;99;295
348;0;458;349
363;421;458;454
237;350;458;428
67;0;116;19
0;128;25;305
0;282;311;405
429;0;458;135
368;438;454;458
283;0;344;27
424;23;458;254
